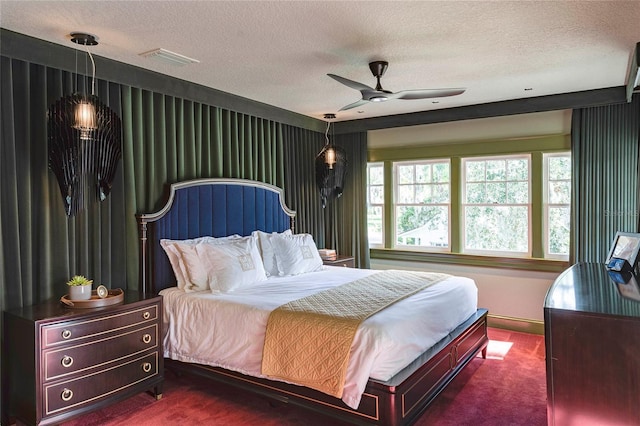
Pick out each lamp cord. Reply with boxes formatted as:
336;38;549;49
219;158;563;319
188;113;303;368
85;45;96;96
325;120;331;146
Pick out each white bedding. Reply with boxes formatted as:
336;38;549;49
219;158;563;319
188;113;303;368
160;266;477;409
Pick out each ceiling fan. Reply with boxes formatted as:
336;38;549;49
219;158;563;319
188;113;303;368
328;61;465;111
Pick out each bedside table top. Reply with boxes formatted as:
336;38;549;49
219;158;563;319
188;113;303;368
322;255;355;267
4;290;161;322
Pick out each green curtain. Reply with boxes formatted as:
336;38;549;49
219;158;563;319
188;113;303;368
571;94;640;263
282;126;370;268
0;55;372;309
0;57;128;310
329;132;370;269
119;86;286;285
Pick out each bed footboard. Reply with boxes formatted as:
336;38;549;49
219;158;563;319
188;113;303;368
165;308;488;426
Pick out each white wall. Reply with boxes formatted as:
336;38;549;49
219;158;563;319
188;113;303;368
370;258;560;322
368;109;572;148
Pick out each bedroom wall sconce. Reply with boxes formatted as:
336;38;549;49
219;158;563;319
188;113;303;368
48;32;122;216
315;113;347;208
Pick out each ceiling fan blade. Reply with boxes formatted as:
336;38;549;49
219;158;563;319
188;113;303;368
395;88;466;100
327;73;375;92
338;99;369;111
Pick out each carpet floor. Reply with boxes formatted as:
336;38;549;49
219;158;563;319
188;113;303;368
59;327;546;426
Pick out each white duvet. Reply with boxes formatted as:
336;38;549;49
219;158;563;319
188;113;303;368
160;267;477;409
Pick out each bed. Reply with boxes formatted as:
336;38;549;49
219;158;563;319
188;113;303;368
137;178;488;426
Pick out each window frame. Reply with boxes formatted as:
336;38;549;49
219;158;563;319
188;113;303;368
461;154;532;258
392;159;451;252
366;134;571;270
366;162;385;248
543;152;571;260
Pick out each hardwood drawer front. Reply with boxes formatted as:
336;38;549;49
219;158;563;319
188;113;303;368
454;320;486;365
43;304;159;347
401;349;452;417
44;352;159;416
44;324;158;380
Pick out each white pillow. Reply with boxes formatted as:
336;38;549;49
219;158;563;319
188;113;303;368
194;237;267;294
271;233;323;276
252;229;292;277
160;235;240;290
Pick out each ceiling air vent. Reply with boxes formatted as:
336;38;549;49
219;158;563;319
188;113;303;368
139;48;199;66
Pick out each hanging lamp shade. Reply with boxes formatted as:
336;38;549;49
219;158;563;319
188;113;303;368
47;33;122;217
315;114;347;208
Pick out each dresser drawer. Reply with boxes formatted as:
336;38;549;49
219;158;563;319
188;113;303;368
43;304;158;347
44;324;158;380
44;352;159;416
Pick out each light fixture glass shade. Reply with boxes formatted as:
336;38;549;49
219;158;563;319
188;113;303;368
73;99;97;139
48;93;122;216
325;146;336;169
315;144;347;208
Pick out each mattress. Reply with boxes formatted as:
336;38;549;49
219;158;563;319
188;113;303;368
160;266;478;409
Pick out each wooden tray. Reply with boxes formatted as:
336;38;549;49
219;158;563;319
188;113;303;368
60;288;124;308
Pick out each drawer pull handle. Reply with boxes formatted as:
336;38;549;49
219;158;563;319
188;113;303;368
142;334;152;344
61;329;72;339
61;355;74;368
61;388;73;402
143;311;151;320
142;362;152;373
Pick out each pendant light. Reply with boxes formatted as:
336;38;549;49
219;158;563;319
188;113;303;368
47;32;122;216
315;113;347;208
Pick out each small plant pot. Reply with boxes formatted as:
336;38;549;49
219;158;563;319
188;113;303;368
68;284;92;301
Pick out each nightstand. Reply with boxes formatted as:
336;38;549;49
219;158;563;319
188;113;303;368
322;255;355;268
2;291;163;426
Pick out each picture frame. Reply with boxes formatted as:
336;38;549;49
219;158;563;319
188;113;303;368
605;232;640;271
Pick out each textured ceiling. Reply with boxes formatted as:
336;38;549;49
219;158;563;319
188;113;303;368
1;1;639;122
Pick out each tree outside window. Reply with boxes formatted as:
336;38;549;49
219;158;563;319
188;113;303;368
463;155;530;255
395;160;450;250
545;153;571;259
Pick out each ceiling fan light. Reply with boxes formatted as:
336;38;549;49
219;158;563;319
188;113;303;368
370;96;388;102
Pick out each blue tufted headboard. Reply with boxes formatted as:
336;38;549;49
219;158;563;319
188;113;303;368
137;178;296;295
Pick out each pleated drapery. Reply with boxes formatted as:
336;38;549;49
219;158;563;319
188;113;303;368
282;126;370;268
570;95;640;263
0;57;127;311
1;56;370;314
119;86;287;285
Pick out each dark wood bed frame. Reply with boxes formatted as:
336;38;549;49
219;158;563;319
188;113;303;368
137;178;488;426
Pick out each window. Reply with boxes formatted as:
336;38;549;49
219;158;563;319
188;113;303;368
368;134;571;264
367;163;384;247
462;155;530;256
394;160;450;250
544;153;571;259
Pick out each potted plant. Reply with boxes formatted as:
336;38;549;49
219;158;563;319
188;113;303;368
67;275;93;300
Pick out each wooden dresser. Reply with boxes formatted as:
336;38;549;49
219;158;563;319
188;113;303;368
2;291;163;426
544;263;640;426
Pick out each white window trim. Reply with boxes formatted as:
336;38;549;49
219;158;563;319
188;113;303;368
461;154;532;257
543;152;571;260
392;159;451;252
367;162;384;248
